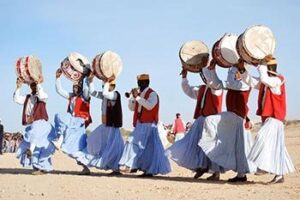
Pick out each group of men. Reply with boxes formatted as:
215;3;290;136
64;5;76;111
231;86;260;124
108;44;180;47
10;54;295;183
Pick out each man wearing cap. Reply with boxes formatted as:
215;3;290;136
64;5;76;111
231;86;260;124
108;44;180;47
171;113;186;142
198;59;256;182
54;69;92;175
119;74;171;177
238;56;295;183
73;74;124;176
166;60;224;180
13;78;56;175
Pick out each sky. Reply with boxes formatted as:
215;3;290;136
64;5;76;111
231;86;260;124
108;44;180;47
1;0;300;132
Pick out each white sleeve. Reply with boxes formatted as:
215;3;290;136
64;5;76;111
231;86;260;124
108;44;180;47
226;67;250;91
240;71;261;90
82;78;90;101
203;67;223;90
13;88;26;105
102;83;118;100
55;78;71;99
181;78;198;100
136;91;158;110
128;97;136;111
88;81;103;99
258;65;282;88
36;84;48;102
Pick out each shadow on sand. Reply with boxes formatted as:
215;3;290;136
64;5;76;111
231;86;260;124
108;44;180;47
0;168;268;185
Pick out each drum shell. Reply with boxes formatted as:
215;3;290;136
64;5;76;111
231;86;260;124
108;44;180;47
212;40;232;68
15;56;43;84
60;57;85;83
236;34;260;65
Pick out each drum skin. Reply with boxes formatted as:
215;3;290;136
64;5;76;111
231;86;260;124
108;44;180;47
179;40;209;73
237;25;276;65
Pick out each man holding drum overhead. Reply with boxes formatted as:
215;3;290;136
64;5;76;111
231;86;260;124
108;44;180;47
198;59;257;182
238;56;295;183
14;73;56;175
166;59;225;180
73;73;125;176
119;74;171;177
54;52;92;175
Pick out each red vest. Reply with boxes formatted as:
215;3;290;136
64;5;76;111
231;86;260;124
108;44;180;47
256;75;286;121
193;85;223;119
173;118;185;134
22;95;49;125
133;88;159;127
226;89;251;118
68;96;92;127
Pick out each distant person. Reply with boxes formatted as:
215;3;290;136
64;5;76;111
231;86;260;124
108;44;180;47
0;119;3;155
171;113;186;142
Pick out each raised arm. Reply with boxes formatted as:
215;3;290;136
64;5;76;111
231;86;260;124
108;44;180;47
181;69;198;99
240;70;261;90
102;83;118;100
55;69;72;99
13;79;26;105
81;78;90;101
36;84;48;102
258;65;282;89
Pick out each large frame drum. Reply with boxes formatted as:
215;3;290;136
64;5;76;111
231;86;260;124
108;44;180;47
92;51;123;80
60;52;90;82
237;25;276;65
16;55;43;84
212;34;240;68
179;40;209;72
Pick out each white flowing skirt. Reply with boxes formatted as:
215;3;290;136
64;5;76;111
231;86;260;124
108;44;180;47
199;112;256;173
248;117;295;175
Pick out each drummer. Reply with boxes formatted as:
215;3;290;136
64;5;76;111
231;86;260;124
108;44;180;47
54;68;92;175
198;58;256;182
238;56;295;183
166;58;224;180
73;73;125;176
13;77;56;175
119;74;171;177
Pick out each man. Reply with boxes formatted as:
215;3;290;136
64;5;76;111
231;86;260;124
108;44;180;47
73;74;124;175
166;60;224;180
198;59;256;182
54;68;92;175
0;119;3;155
14;78;56;175
119;74;171;177
239;56;295;183
171;113;186;142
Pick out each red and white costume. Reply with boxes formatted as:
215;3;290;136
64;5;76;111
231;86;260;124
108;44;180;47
241;65;295;175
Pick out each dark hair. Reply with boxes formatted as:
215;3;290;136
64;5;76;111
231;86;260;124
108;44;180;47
267;64;277;77
176;113;181;118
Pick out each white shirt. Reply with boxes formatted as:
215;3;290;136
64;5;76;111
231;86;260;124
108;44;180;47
128;87;158;112
241;65;283;95
89;82;118;115
13;84;48;116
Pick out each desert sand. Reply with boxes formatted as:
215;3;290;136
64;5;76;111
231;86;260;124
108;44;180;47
1;123;300;200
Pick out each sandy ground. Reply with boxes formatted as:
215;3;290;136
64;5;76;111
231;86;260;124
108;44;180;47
1;124;300;200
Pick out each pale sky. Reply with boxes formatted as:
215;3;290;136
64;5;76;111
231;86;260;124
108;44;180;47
1;0;300;132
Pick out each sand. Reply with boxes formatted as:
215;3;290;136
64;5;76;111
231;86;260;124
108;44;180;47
0;123;300;200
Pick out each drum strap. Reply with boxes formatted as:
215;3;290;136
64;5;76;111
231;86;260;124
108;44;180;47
200;86;209;115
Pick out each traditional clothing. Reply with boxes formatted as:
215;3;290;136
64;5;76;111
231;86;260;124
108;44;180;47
166;67;223;173
73;82;124;172
241;65;295;176
14;84;56;172
119;82;171;175
54;77;91;158
199;67;256;176
171;116;186;142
